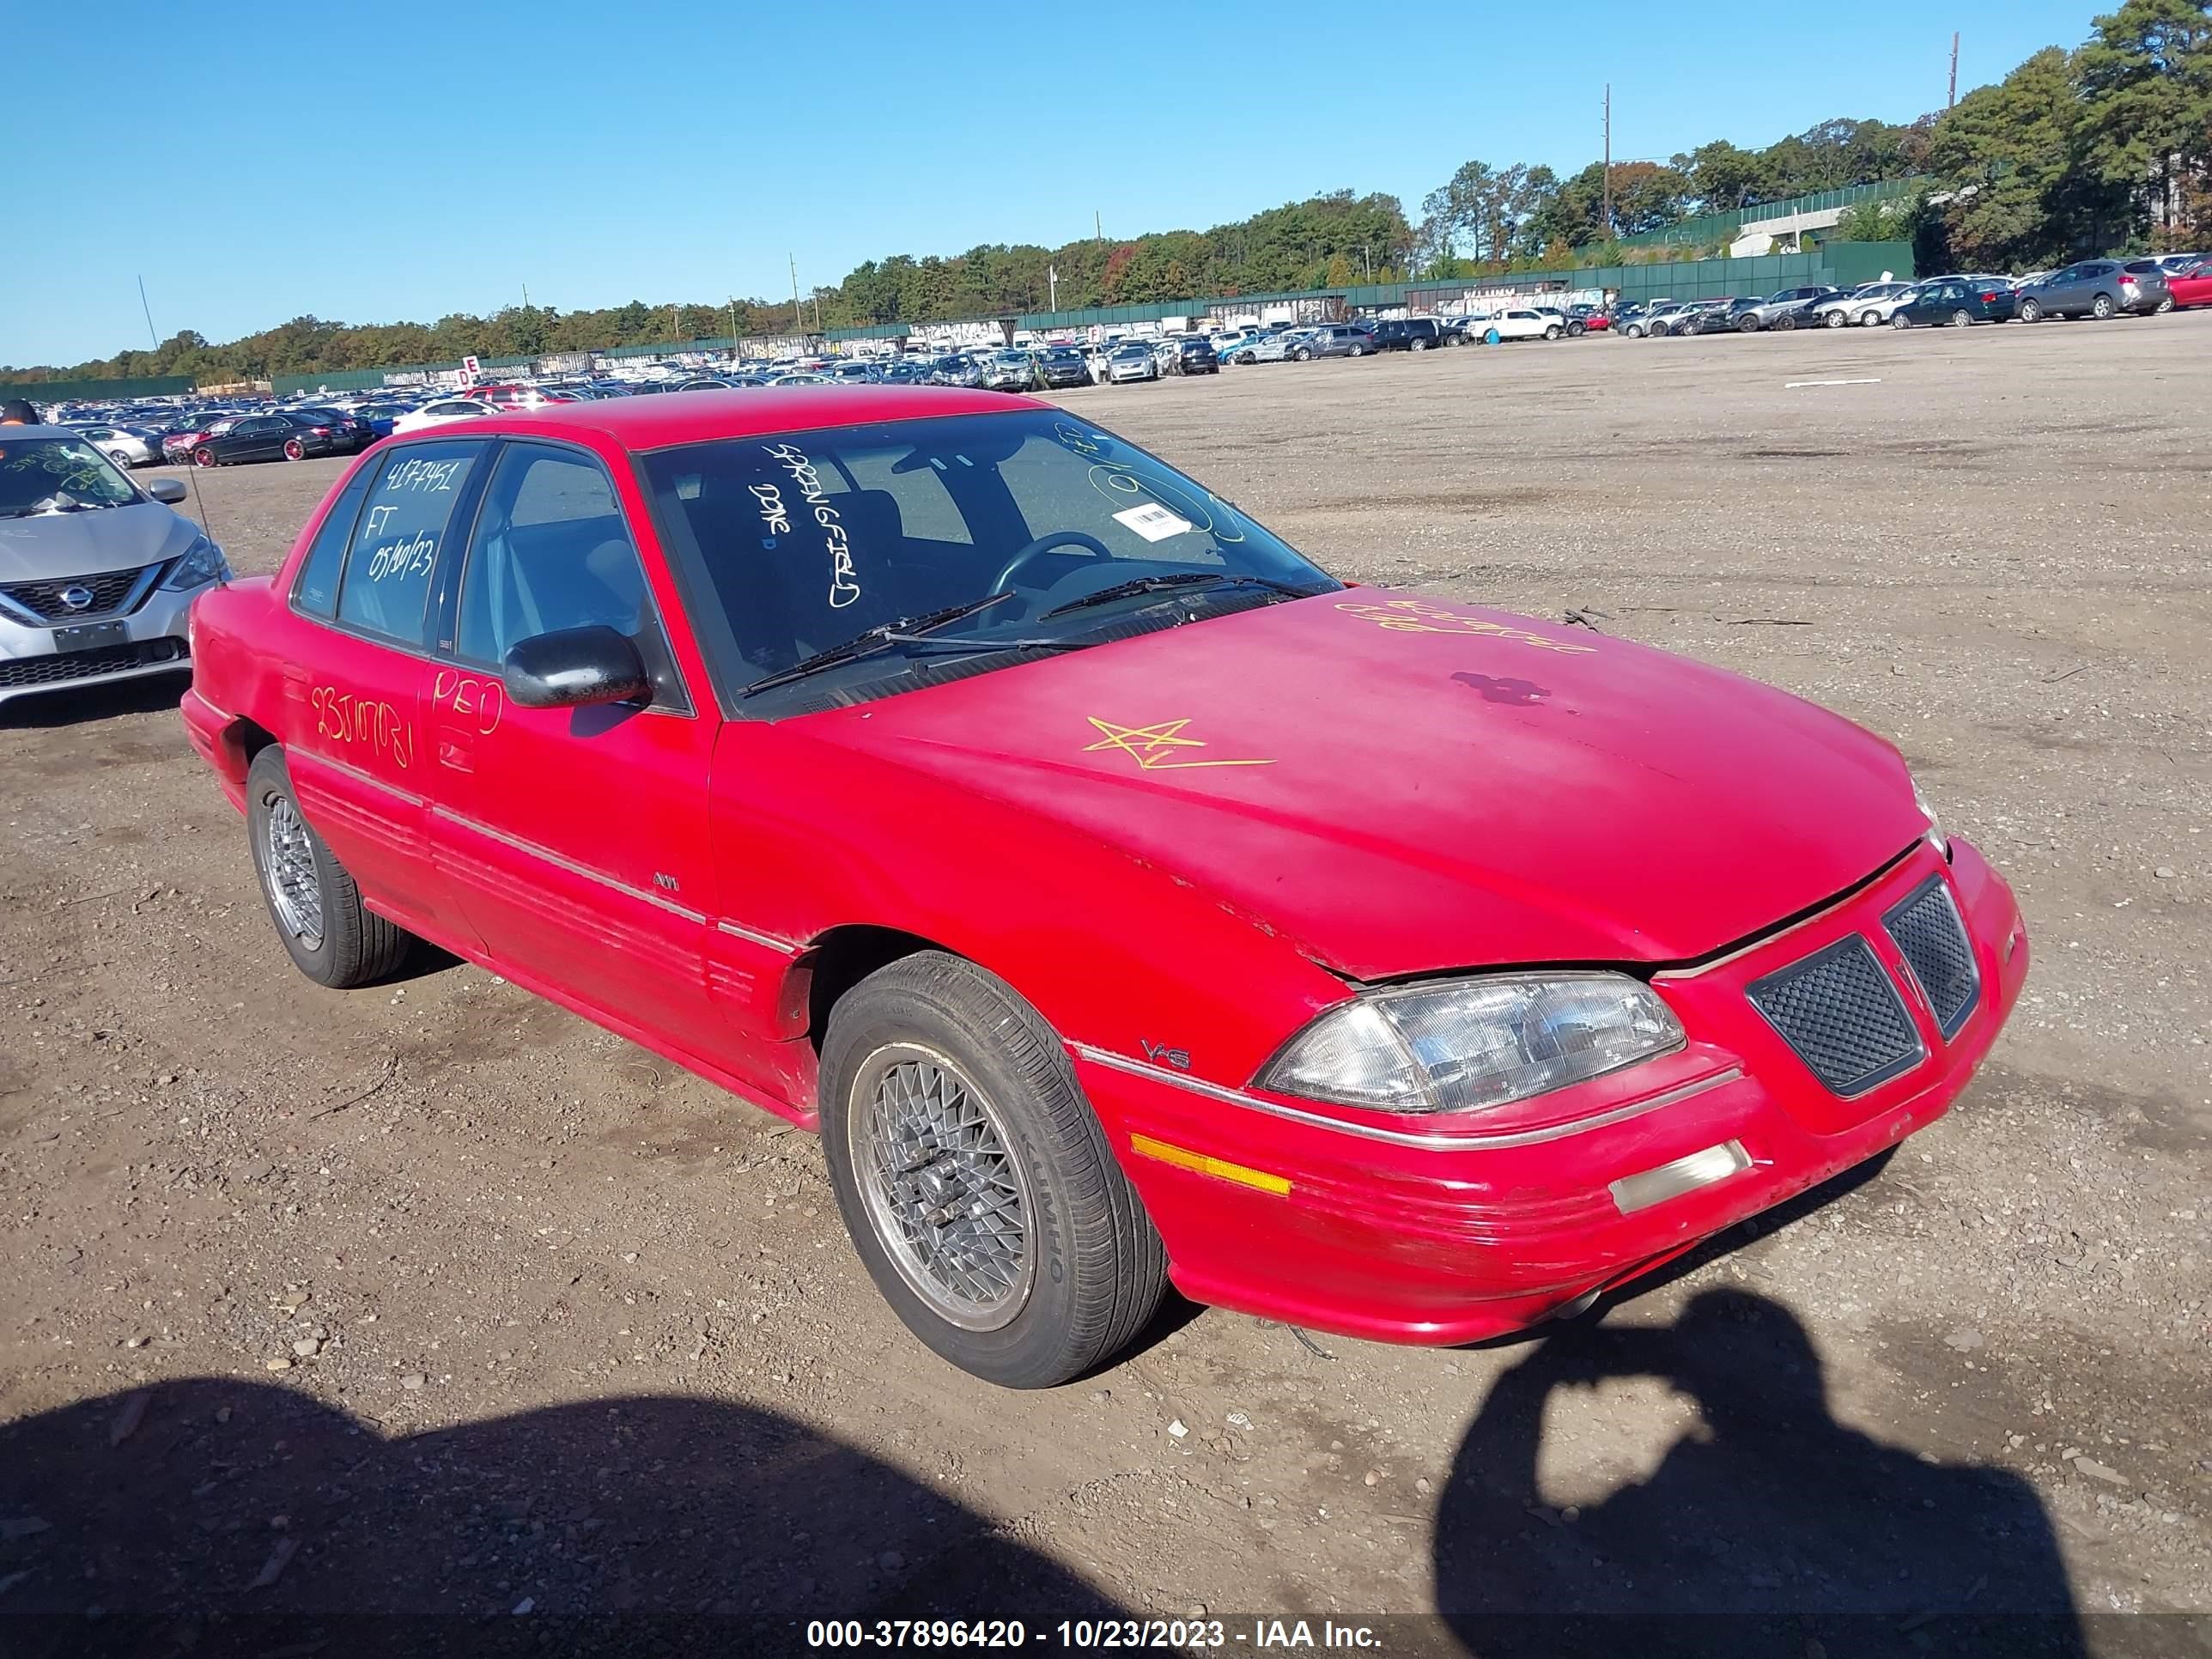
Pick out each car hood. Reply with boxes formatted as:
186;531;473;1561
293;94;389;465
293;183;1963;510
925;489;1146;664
804;592;1925;980
0;501;199;582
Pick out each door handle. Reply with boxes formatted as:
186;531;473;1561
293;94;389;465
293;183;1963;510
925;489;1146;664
438;739;473;773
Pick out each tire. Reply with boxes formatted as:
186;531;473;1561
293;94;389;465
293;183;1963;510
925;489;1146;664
1567;320;1586;337
2019;299;2043;323
817;951;1168;1389
1892;312;1912;329
1292;348;1311;362
1774;313;1796;331
1408;337;1426;351
1824;309;1846;329
1857;311;1881;327
2092;293;2115;319
1624;323;1644;338
245;748;412;989
2155;295;2174;313
1950;309;1972;328
283;437;307;460
1737;313;1760;331
1542;325;1562;339
193;447;217;468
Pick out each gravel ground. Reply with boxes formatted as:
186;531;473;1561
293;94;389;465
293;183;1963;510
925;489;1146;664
1;318;2206;1656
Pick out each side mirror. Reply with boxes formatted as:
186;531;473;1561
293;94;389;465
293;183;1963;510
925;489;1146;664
147;478;188;504
502;625;650;710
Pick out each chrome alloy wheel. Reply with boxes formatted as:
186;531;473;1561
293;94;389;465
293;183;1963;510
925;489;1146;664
849;1043;1035;1331
263;795;324;951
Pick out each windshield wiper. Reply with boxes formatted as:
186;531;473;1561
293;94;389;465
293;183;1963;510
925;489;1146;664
739;589;1021;696
1042;571;1317;621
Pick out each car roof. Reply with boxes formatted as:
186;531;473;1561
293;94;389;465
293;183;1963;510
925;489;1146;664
395;385;1045;453
0;423;90;441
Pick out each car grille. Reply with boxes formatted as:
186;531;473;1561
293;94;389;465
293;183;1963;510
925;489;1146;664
1747;934;1924;1097
0;637;187;690
0;563;163;623
1885;877;1981;1039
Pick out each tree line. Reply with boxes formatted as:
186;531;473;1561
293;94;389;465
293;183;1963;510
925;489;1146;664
8;0;2205;389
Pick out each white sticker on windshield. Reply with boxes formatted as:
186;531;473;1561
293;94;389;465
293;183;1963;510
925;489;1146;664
1113;502;1193;543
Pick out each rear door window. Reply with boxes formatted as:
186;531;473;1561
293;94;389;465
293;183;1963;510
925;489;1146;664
334;440;487;647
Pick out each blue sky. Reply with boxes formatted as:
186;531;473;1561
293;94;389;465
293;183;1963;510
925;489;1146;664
6;0;2106;367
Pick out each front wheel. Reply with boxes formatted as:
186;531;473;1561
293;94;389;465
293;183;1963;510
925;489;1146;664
1291;348;1311;362
2019;299;2043;323
1738;314;1761;332
1824;309;1847;329
1542;325;1562;340
1775;313;1796;331
2156;295;2174;313
818;951;1169;1389
1892;312;1912;330
193;446;217;468
246;748;413;988
1623;323;1644;338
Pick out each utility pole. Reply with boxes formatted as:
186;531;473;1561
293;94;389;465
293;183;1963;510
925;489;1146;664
136;275;158;350
1948;33;1960;108
791;253;803;336
1601;84;1613;239
1095;210;1102;242
1048;264;1059;310
729;297;739;352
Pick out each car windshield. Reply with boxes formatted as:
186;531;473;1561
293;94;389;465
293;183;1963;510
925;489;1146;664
0;437;141;517
638;409;1338;711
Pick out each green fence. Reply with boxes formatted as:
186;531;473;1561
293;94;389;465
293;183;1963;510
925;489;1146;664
1618;180;1921;248
5;374;197;403
273;356;534;396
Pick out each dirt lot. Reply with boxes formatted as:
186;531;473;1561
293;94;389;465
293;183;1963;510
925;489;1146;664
2;319;2207;1656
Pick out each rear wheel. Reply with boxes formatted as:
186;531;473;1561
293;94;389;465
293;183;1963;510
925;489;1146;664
1407;337;1426;351
2091;293;2115;319
245;748;412;989
1950;308;1972;328
818;951;1168;1389
283;437;307;460
1566;320;1585;337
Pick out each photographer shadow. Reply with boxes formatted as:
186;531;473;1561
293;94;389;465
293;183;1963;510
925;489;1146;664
1433;1288;2086;1658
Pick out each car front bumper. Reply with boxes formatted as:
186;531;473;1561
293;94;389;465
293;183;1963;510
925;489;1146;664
0;580;205;705
1073;836;2027;1346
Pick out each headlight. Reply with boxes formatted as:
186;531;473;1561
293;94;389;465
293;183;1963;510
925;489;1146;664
160;535;230;591
1911;773;1949;859
1255;972;1684;1116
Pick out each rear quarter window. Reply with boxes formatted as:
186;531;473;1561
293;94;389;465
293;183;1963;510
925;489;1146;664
334;441;486;646
293;460;380;617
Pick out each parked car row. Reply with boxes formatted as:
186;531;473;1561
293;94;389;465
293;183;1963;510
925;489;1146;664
1616;253;2207;342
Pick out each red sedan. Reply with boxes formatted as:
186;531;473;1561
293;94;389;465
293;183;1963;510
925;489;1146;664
179;387;2028;1387
2167;263;2212;309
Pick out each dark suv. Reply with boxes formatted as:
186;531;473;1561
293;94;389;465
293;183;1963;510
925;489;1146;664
1371;318;1443;352
1167;337;1219;375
